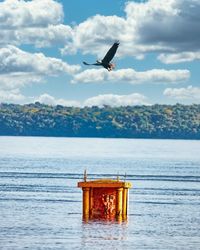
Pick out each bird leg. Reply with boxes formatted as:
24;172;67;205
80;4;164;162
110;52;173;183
107;63;115;71
110;63;115;69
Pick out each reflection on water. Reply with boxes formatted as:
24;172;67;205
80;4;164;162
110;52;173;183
81;220;128;249
82;215;128;224
0;137;200;249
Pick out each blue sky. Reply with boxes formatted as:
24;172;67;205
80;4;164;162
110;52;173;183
0;0;199;106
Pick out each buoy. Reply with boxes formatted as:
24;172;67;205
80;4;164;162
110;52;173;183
78;171;132;221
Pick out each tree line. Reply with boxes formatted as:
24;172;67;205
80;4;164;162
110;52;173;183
0;102;200;139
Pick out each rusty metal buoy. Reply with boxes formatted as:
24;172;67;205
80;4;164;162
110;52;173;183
78;172;132;221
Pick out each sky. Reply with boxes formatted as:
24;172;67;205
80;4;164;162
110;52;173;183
0;0;200;107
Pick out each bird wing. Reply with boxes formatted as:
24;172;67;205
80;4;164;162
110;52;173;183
102;42;119;64
83;61;101;66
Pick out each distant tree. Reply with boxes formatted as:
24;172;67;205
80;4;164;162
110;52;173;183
0;103;200;139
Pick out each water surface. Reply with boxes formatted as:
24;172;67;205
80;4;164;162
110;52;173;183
0;137;200;249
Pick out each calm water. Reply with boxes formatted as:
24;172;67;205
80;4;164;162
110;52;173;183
0;136;200;249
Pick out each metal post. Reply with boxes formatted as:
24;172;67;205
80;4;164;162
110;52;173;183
122;188;128;216
82;187;90;219
116;188;123;218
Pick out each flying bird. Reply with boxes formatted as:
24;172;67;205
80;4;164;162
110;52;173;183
83;41;120;71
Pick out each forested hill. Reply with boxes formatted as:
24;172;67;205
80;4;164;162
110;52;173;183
0;103;200;139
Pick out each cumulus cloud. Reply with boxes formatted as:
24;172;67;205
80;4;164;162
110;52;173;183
2;90;150;107
2;0;200;62
0;72;43;91
72;68;190;84
62;0;200;63
1;0;200;61
33;92;149;107
0;0;198;105
0;45;80;90
164;86;200;101
0;0;63;28
0;45;80;76
0;0;72;47
0;89;25;103
84;93;150;107
61;14;127;56
0;72;42;103
35;93;81;107
126;0;200;60
10;24;73;48
0;45;81;101
158;52;200;64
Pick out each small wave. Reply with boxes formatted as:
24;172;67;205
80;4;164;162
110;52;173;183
0;197;81;203
0;171;199;183
133;201;200;206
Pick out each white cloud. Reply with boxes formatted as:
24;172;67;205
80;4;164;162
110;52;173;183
0;0;198;105
0;45;80;75
0;72;43;104
0;0;72;47
1;0;200;62
125;0;200;60
0;73;43;91
84;93;150;107
11;24;73;48
0;46;81;104
35;93;80;107
2;92;149;107
33;92;150;107
72;68;190;84
62;0;200;63
158;52;200;64
0;45;80;90
0;0;63;28
163;85;200;100
0;89;25;103
61;14;127;56
128;0;200;57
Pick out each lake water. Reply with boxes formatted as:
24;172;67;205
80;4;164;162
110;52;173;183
0;136;200;249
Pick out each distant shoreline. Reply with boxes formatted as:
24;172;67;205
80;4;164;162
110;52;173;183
1;103;200;140
0;135;199;141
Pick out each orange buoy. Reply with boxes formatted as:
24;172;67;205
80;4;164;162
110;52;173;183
78;173;132;221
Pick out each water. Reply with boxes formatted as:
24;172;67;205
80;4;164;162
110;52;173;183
0;136;200;249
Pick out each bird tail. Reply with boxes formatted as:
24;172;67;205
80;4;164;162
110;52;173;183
83;61;91;65
83;61;102;66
